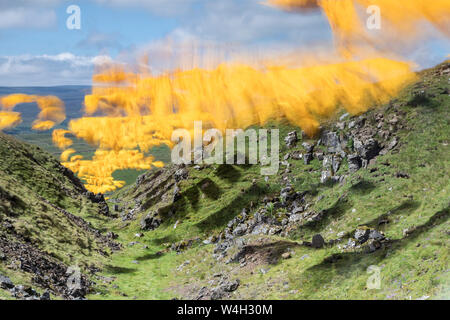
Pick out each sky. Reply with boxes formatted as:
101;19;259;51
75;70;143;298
0;0;448;86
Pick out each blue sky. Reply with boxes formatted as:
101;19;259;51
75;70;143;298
0;0;448;86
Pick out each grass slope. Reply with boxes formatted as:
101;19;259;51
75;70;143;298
0;132;118;299
0;62;448;300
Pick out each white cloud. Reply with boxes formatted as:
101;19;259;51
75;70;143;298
0;53;113;86
0;7;57;29
94;0;199;16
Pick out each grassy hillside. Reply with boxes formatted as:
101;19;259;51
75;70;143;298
0;61;448;300
0;132;120;300
90;61;449;300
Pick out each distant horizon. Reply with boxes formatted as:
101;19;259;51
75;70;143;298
0;84;92;88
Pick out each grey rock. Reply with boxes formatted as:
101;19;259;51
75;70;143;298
321;131;341;153
332;156;341;173
252;224;269;235
284;131;298;148
336;122;345;130
291;151;303;160
40;290;51;300
303;153;313;165
173;184;181;202
345;238;357;249
289;214;302;223
369;230;385;241
387;138;398;150
140;212;162;231
174;168;189;182
0;274;14;289
323;155;332;168
302;142;314;153
354;138;380;160
320;170;332;184
312;234;325;249
211;280;240;300
233;224;247;237
348;154;362;172
292;206;304;214
136;173;146;185
354;228;370;244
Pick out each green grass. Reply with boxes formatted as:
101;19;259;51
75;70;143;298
1;62;448;300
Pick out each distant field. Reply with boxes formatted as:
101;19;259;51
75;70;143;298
0;86;171;192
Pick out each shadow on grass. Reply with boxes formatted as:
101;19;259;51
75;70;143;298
350;180;376;195
297;205;449;291
197;178;222;200
151;234;178;246
215;164;242;183
294;196;352;236
135;251;165;262
104;265;138;274
364;200;421;231
195;184;266;232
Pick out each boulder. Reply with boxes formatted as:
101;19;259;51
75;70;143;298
282;252;291;259
291;151;303;160
303;153;313;165
354;138;380;160
348;154;362;172
284;131;298;148
0;274;14;289
40;290;51;300
312;234;325;249
369;230;385;241
320;171;332;184
354;228;370;244
302;142;314;153
321;131;342;153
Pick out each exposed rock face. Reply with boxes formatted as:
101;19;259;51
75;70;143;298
0;237;91;299
85;192;110;216
140;212;162;231
321;131;342;153
174;168;189;182
348;154;362;172
211;279;240;300
354;138;381;160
